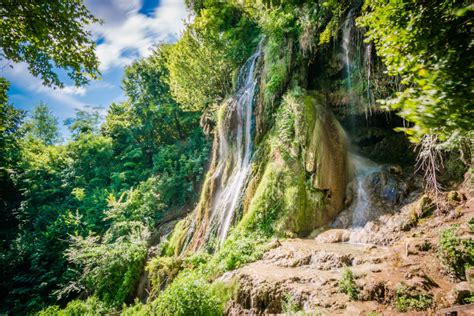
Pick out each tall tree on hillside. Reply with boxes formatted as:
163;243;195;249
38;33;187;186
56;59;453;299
64;107;102;139
22;103;60;145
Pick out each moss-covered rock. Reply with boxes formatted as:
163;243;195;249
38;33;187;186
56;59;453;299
241;88;349;237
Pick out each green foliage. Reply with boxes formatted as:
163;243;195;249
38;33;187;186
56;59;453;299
281;293;302;314
0;79;25;168
0;79;24;256
168;2;259;111
209;278;239;308
207;231;269;273
22;103;60;145
146;256;182;299
4;0;473;314
63;228;148;307
318;0;350;45
358;0;474;142
394;285;433;312
438;225;474;280
64;108;102;139
37;296;110;316
133;254;236;315
104;47;210;196
105;177;166;226
150;271;222;316
0;0;100;87
120;300;153;316
339;268;359;300
2;31;209;313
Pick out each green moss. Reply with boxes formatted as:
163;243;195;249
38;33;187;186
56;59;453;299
405;195;435;229
146;256;182;299
262;35;293;110
240;88;349;238
239;161;285;236
162;218;190;257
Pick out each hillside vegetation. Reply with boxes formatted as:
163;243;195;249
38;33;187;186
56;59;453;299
0;0;472;314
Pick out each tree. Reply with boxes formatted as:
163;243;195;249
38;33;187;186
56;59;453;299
0;78;25;168
358;0;474;142
0;78;24;265
0;0;100;88
22;103;60;145
167;2;259;111
64;107;101;139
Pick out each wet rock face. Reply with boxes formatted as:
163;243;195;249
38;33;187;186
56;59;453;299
368;165;408;205
310;251;354;270
335;164;412;229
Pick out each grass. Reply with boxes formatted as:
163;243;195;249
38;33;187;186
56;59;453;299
339;268;359;300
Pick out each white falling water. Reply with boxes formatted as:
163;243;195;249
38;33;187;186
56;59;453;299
208;44;262;244
348;153;380;227
365;43;373;111
342;10;354;92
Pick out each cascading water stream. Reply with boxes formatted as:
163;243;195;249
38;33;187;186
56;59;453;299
207;43;262;245
347;153;380;227
342;10;354;94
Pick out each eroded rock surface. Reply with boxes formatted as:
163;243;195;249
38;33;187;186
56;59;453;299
223;195;474;315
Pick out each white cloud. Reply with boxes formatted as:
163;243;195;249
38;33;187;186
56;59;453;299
87;0;190;71
4;0;189;136
3;62;87;110
59;86;87;96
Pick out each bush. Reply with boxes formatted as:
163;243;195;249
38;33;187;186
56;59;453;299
63;230;148;308
120;299;153;316
210;278;239;308
37;297;109;316
281;293;302;314
146;256;182;299
150;271;222;316
339;269;359;300
394;286;433;312
208;231;268;273
438;224;474;280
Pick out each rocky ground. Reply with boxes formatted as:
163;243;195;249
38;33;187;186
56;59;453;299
222;190;474;315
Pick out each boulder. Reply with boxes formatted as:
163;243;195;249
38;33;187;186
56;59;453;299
446;282;473;305
315;229;351;243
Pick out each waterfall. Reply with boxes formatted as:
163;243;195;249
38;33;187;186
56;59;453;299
206;43;262;245
342;10;354;93
348;153;380;227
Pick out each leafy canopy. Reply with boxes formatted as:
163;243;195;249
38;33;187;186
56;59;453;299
22;103;60;145
0;0;100;88
358;0;474;141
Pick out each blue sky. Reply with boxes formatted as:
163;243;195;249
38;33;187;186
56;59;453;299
3;0;189;136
